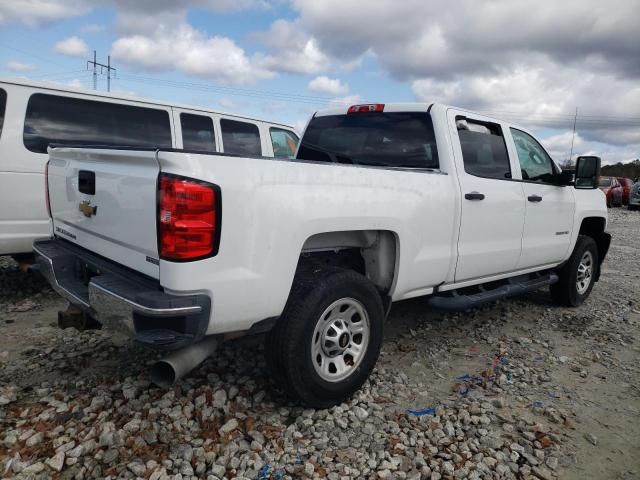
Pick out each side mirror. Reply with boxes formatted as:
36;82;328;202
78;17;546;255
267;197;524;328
555;170;574;186
574;156;601;189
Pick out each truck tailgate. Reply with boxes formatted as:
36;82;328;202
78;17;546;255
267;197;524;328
47;147;160;278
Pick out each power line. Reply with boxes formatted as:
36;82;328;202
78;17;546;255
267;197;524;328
114;74;640;124
115;73;342;105
0;42;66;68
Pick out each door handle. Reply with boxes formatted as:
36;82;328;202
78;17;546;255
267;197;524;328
528;195;543;202
465;191;485;200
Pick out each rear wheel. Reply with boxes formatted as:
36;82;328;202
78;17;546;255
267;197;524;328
551;236;598;307
266;268;384;408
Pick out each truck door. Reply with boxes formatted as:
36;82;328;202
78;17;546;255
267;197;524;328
507;128;574;268
448;110;526;282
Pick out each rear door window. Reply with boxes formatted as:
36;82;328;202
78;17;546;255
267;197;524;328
220;119;262;156
298;112;439;168
181;113;216;152
457;117;511;180
270;128;299;158
23;93;172;154
0;88;6;140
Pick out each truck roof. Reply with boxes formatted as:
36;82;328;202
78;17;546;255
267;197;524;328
313;102;532;132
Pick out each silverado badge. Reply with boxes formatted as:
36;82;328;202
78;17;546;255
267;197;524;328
79;200;97;218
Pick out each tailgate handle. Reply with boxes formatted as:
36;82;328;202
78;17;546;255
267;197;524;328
78;170;95;195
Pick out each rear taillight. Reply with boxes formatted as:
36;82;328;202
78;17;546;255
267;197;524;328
347;103;385;113
44;161;51;218
157;173;221;261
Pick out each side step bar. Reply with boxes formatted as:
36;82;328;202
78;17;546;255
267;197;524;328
429;272;558;311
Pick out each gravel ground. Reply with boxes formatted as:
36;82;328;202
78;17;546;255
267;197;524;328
1;208;639;480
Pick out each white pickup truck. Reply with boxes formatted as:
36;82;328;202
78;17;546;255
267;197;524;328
35;103;610;407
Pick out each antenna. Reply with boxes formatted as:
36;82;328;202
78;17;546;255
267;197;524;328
568;107;578;165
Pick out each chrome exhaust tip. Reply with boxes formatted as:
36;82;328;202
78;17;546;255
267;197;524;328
150;336;219;387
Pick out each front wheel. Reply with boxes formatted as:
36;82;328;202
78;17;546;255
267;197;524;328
551;236;598;307
265;268;384;408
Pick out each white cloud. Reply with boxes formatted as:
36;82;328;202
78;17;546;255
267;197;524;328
0;0;269;27
308;76;349;95
66;78;85;88
253;19;332;75
0;0;88;26
112;24;272;85
540;131;640;166
327;94;362;107
411;61;640;147
53;36;89;57
7;61;36;72
285;0;640;154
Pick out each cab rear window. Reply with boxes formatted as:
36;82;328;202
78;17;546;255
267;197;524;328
297;112;439;169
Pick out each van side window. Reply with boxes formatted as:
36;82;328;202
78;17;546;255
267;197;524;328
23;93;172;154
181;113;216;152
269;128;299;158
220;119;261;156
457;117;511;180
0;88;6;139
510;128;556;183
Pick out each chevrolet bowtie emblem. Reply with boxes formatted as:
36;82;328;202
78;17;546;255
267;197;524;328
79;200;97;218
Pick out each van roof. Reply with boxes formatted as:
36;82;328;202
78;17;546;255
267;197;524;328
0;76;297;131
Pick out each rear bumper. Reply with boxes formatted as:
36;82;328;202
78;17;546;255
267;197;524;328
34;239;210;350
630;196;640;206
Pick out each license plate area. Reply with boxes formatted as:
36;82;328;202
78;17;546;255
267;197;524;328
73;259;102;287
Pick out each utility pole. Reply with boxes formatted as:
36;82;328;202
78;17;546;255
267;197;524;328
107;55;112;92
568;107;578;165
91;51;96;90
86;51;116;92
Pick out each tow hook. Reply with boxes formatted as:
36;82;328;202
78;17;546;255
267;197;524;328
57;305;102;331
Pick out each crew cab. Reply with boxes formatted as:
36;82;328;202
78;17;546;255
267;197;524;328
35;103;610;407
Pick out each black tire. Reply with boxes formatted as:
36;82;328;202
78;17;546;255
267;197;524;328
551;235;598;307
265;267;384;408
629;205;637;211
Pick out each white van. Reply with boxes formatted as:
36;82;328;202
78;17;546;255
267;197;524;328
0;78;300;258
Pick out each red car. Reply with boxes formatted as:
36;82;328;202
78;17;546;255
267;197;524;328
617;177;634;205
598;176;624;207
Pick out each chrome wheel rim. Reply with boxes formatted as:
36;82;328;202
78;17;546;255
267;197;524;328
311;298;370;383
576;251;594;295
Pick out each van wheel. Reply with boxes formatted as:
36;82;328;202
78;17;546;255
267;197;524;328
266;267;384;408
551;236;598;307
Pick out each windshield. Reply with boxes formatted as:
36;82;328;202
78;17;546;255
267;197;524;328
297;112;439;169
598;178;612;187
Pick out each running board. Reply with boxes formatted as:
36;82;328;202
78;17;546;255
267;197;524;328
429;272;558;311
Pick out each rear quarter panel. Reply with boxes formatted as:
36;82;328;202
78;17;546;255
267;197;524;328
156;152;459;334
